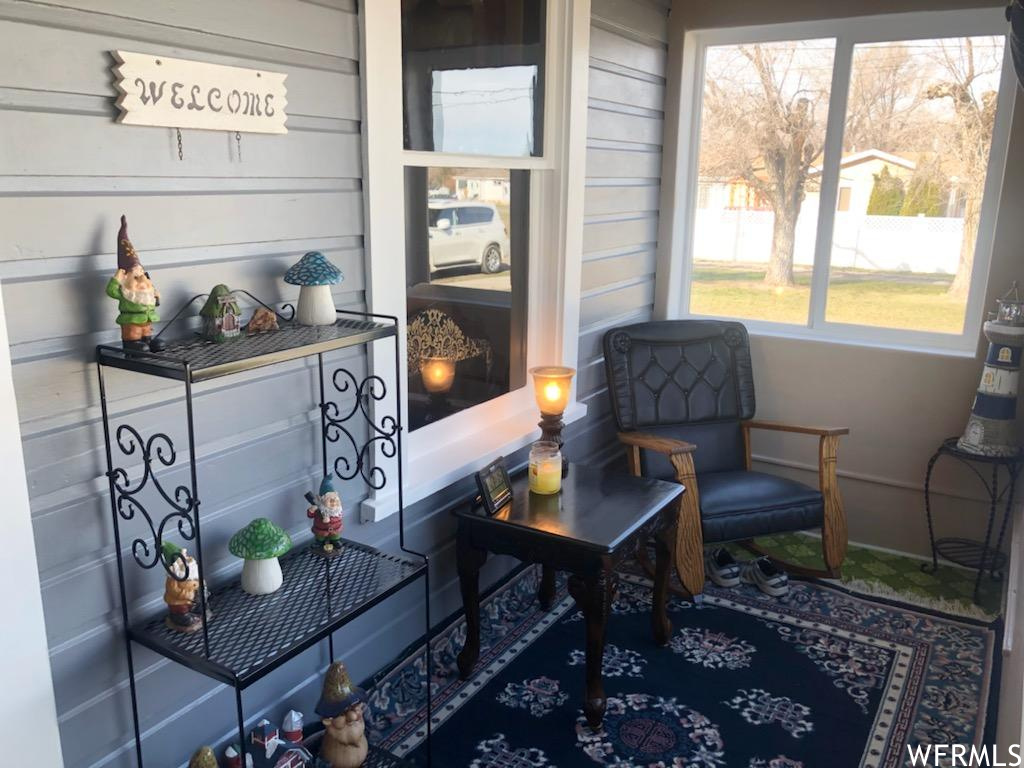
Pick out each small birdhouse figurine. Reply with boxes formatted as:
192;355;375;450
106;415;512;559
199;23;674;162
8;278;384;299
200;284;242;342
284;251;343;326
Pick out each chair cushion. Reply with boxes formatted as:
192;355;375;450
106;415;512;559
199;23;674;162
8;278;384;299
697;470;824;543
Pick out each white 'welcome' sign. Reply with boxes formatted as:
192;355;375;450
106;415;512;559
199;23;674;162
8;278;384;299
112;51;288;134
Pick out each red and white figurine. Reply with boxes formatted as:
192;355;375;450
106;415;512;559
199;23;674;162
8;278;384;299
305;476;343;555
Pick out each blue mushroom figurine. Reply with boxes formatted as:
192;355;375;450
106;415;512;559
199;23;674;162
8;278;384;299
284;251;343;326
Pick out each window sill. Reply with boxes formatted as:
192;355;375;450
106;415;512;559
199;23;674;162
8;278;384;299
359;399;588;522
687;314;980;359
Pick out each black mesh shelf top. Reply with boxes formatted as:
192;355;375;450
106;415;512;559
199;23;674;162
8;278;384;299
97;317;395;382
129;541;425;687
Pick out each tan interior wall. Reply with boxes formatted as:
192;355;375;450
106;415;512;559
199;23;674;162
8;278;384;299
665;0;1023;558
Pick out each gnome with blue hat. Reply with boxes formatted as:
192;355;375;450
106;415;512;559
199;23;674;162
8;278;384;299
315;662;368;768
305;476;343;555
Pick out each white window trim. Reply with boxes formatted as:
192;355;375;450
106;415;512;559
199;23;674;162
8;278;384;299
656;9;1017;357
358;0;592;520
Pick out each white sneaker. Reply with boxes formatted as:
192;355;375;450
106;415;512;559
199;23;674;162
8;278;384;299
740;557;790;597
704;548;742;588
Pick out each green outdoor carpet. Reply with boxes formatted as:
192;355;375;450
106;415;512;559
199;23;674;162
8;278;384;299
726;532;1003;617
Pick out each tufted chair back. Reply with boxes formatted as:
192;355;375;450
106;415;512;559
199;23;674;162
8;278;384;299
603;320;756;478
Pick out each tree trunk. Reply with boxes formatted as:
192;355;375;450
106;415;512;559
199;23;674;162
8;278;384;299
764;205;798;287
948;191;981;299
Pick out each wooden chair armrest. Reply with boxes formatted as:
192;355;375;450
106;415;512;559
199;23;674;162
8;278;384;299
617;432;697;456
743;419;849;437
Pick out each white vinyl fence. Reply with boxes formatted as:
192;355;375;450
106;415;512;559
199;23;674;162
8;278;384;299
693;209;964;274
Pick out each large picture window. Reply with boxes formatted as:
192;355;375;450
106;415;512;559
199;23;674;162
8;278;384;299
681;14;1013;350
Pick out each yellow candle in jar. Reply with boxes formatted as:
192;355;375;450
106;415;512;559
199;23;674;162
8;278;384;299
529;456;562;495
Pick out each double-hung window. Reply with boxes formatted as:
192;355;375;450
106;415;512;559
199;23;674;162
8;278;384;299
360;1;589;514
674;11;1015;353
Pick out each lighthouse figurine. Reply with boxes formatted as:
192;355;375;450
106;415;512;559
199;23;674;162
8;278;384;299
958;282;1024;457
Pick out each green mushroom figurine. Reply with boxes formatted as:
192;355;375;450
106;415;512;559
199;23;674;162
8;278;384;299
228;518;292;595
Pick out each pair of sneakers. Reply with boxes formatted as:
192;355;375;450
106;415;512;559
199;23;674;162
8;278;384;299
704;548;789;597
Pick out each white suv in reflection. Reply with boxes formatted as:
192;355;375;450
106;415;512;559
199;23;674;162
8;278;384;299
428;200;509;274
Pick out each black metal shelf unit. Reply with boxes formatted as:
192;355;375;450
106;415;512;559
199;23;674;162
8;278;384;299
97;309;430;767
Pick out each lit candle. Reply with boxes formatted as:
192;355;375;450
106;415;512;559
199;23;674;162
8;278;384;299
420;357;455;394
530;366;574;415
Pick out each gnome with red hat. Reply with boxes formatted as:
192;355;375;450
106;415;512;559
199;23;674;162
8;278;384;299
105;215;166;352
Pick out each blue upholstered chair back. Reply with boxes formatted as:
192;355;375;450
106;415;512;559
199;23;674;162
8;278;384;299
603;320;756;479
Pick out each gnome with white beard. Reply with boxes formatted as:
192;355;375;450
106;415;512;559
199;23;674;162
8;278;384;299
106;215;166;352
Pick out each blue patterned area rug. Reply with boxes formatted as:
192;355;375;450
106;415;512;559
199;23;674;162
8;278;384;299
366;565;998;767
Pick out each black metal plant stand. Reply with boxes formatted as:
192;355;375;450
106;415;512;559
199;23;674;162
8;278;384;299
922;436;1023;603
97;308;432;767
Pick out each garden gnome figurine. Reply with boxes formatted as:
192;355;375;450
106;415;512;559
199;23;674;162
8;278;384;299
305;476;343;555
106;215;166;352
188;746;218;768
316;662;368;768
162;542;209;633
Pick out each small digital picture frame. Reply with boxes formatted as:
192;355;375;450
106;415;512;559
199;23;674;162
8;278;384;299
475;456;513;516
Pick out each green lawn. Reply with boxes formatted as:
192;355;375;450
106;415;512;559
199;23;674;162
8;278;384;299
690;263;967;334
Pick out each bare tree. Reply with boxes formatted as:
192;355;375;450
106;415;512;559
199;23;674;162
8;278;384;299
844;44;926;154
924;37;1002;298
701;43;830;286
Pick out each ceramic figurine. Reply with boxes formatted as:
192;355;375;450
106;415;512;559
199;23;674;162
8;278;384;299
284;251;343;326
224;718;313;768
959;282;1024;457
224;743;253;768
188;746;218;768
162;542;210;633
228;519;292;595
200;284;242;342
281;710;304;743
247;306;280;334
305;477;343;555
106;215;166;352
315;663;368;768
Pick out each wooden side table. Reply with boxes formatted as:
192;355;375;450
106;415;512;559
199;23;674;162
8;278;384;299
453;463;684;729
922;437;1022;602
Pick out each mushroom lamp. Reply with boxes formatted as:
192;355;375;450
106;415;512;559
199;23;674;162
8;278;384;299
228;518;292;595
284;251;344;326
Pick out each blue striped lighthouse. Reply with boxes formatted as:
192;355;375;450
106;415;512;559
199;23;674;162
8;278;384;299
959;282;1024;457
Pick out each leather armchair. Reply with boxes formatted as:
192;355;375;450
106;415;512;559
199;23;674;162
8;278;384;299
604;320;848;598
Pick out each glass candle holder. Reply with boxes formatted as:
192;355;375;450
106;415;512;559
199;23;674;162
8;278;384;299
420;356;455;394
529;441;562;495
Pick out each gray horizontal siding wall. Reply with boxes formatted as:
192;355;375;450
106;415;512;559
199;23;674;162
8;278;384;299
2;0;670;765
570;0;670;462
0;1;392;765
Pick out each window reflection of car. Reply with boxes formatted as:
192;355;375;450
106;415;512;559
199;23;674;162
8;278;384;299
428;201;509;274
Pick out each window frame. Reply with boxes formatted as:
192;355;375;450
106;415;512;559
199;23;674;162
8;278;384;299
660;9;1016;356
358;0;591;519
